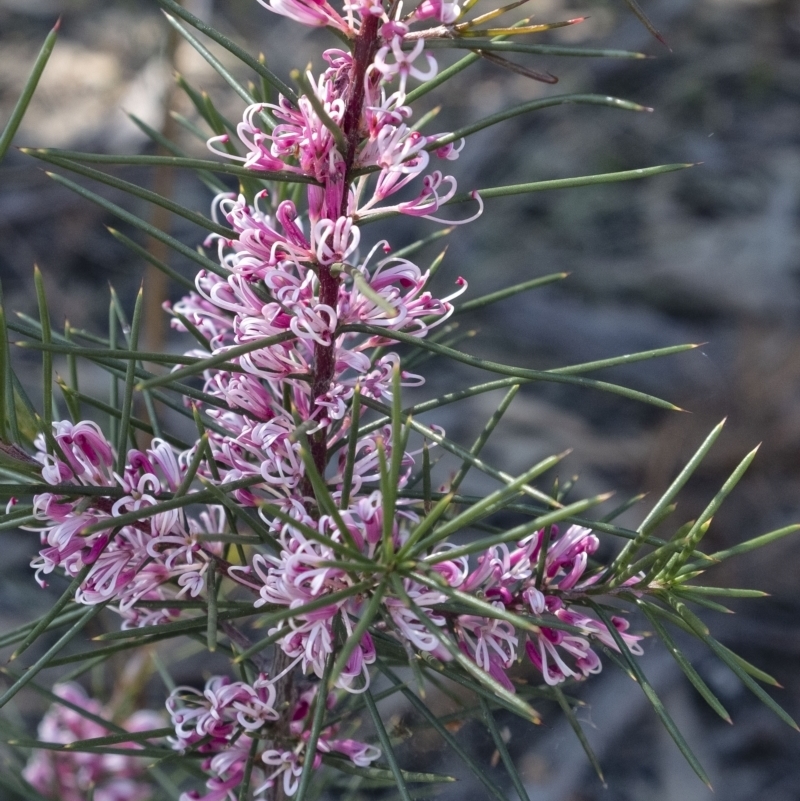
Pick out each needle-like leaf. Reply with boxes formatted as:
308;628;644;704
553;685;606;783
0;18;60;163
154;0;296;101
0;604;104;709
588;601;712;788
456;272;568;314
363;689;414;801
377;660;512;801
428;94;651;151
638;601;731;723
295;652;335;801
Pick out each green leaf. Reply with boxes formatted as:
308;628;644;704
344;325;687;410
154;0;296;101
360;164;694;222
701;635;798;729
24;151;230;237
115;286;142;470
456;273;568;314
0;604;104;709
428;94;651;151
9;567;91;661
0;607;85;651
424;492;612;565
638;601;731;723
64;727;173;750
7;738;172;760
406;18;533;103
418;39;648;58
363;689;413;801
553;686;605;784
391;227;454;261
136;332;295;390
28;148;312;183
451;384;521;494
321;754;456;784
408;451;566;556
162;13;256;107
411;571;578;634
231;580;375;664
296;652;335;801
0;18;60;163
292;68;347;154
0;768;51;801
329;582;387;689
78;474;263;536
622;0;668;47
113;226;195;289
611;420;726;575
44;171;228;280
238;736;260;801
664;445;760;578
588;601;712;788
32;267;53;432
696;524;800;566
479;694;534;800
392;576;541;724
206;559;218;653
292;439;364;556
340;385;361;509
377;660;512;801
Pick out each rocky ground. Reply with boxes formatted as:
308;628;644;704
2;0;800;799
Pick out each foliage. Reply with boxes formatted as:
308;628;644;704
0;3;796;801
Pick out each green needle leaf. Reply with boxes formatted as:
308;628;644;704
359;164;694;222
479;694;534;800
622;0;669;48
638;601;731;723
27;148;313;183
44;171;228;279
0;604;104;710
296;652;335;801
237;736;260;801
418;39;648;58
0;18;60;163
343;325;686;411
206;559;218;653
231;581;375;665
611;419;726;576
377;660;512;801
428;94;651;151
329;581;387;689
33;267;52;431
10;565;92;661
456;272;568;314
162;13;257;107
24;151;231;237
136;332;295;390
363;689;414;801
154;0;296;101
588;601;712;788
116;286;143;471
553;686;606;784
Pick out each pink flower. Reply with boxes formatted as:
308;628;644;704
24;683;161;801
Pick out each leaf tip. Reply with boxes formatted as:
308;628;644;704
53;16;63;32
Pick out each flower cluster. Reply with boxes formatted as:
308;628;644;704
23;420;225;629
167;676;379;799
23;683;161;801
18;0;649;797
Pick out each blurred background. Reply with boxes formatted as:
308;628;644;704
1;0;800;798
